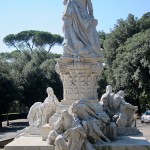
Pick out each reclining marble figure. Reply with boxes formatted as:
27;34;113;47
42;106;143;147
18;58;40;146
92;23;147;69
100;85;138;127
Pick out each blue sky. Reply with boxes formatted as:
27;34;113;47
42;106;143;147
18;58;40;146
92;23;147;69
0;0;150;54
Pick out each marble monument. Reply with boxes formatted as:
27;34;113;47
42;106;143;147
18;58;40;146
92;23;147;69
5;0;150;150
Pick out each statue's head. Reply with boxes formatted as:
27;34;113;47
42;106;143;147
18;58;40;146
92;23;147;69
117;90;124;97
106;85;112;93
61;110;71;119
46;87;54;95
69;103;78;114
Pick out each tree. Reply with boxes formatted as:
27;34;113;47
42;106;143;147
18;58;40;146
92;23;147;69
98;31;107;49
3;34;19;50
8;50;63;109
101;12;150;114
0;61;17;127
3;30;63;53
35;32;64;52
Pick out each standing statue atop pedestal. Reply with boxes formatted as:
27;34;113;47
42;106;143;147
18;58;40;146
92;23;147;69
62;0;102;58
100;85;138;127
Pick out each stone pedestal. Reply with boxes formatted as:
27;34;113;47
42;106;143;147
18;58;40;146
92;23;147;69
41;124;52;141
5;136;55;150
106;122;117;140
55;57;103;101
5;135;150;150
117;127;140;136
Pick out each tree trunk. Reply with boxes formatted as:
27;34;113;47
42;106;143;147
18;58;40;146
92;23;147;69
7;113;9;126
136;97;141;116
0;113;2;127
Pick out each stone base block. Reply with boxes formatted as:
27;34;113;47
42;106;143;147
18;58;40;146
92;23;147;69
28;126;41;135
95;136;150;150
5;135;150;150
117;127;140;136
41;124;52;141
60;100;78;105
5;136;55;150
106;122;117;140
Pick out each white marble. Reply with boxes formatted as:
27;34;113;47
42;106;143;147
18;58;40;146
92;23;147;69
41;124;52;141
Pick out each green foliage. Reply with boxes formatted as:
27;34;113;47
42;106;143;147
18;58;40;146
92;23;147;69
12;50;63;108
3;30;63;52
0;50;63;116
98;31;107;49
100;12;150;113
0;61;17;126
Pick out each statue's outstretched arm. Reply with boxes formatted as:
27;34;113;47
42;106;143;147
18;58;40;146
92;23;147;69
87;0;93;17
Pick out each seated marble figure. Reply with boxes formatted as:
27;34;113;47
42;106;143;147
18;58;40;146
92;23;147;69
27;87;59;127
100;85;138;127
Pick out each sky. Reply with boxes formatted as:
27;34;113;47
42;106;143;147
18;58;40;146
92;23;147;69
0;0;150;54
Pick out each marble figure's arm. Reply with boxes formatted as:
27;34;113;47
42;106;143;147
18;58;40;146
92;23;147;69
87;0;93;17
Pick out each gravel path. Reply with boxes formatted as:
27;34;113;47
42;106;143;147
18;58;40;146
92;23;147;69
0;119;29;140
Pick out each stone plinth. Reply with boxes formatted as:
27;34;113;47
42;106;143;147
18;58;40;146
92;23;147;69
28;126;41;135
41;124;52;141
5;135;150;150
106;122;117;140
117;127;140;136
5;136;55;150
95;136;150;150
55;57;103;101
